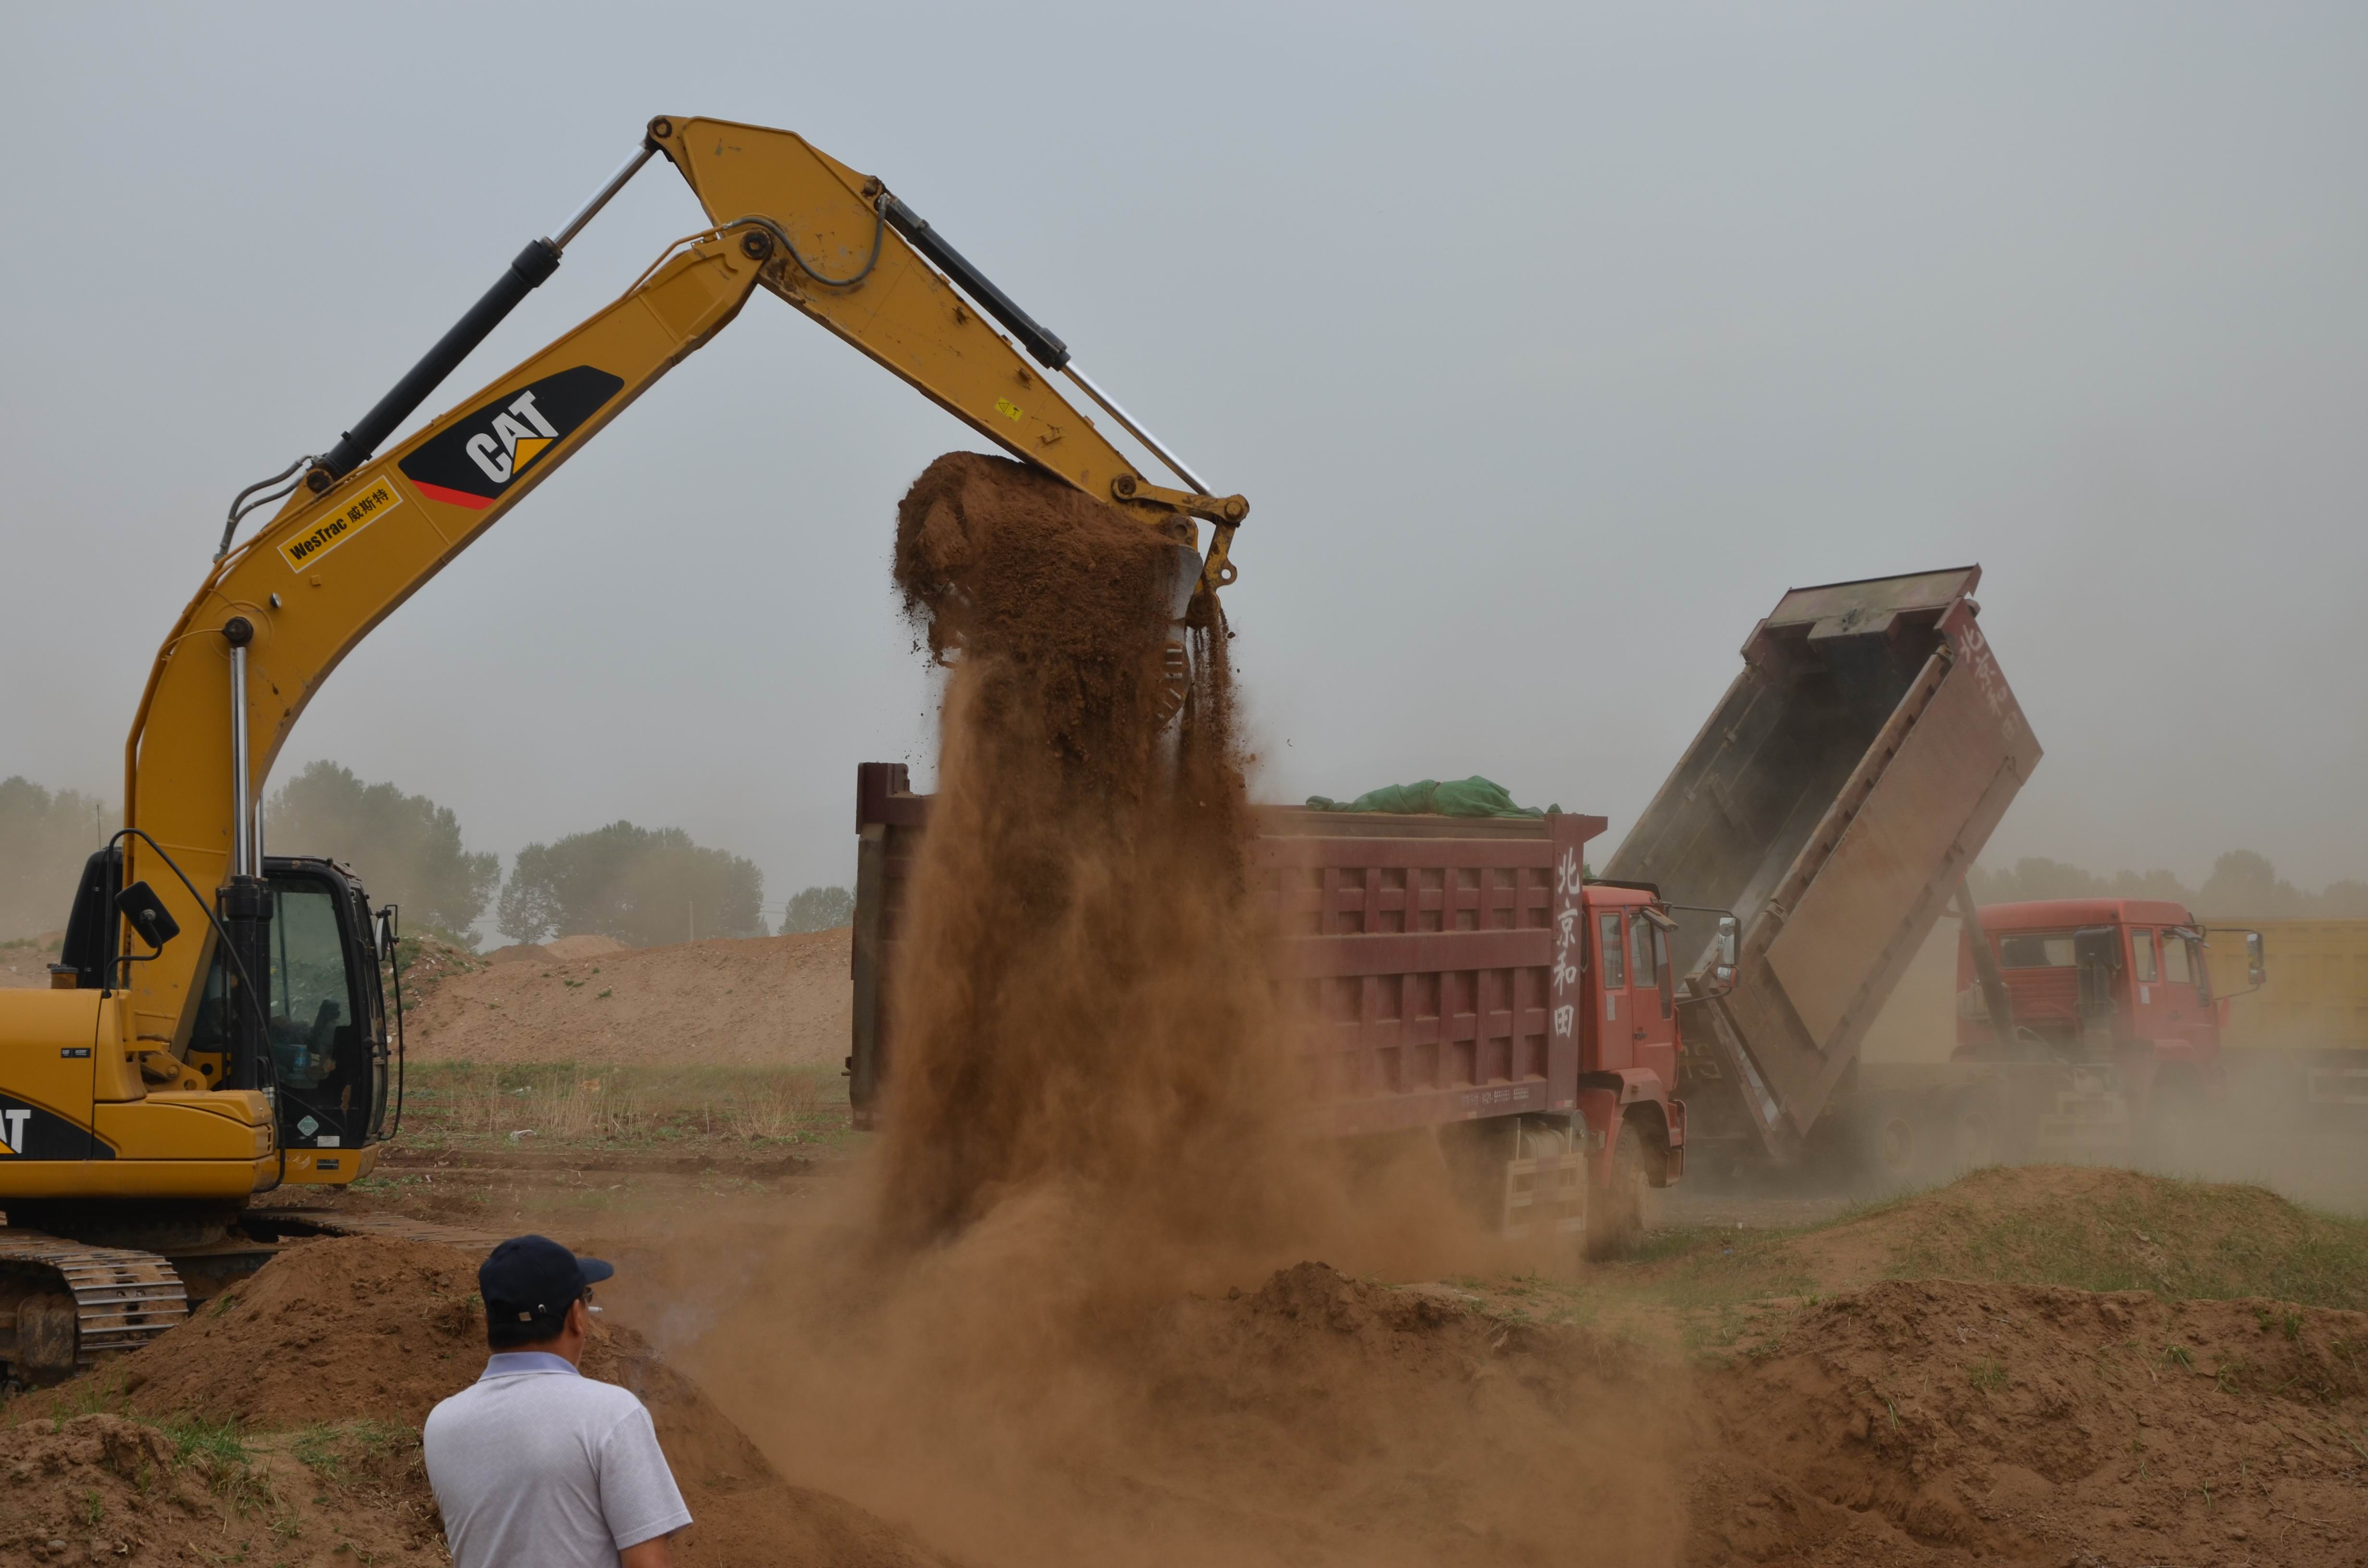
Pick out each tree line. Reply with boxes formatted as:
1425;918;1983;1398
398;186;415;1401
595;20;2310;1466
1968;849;2368;919
0;764;854;946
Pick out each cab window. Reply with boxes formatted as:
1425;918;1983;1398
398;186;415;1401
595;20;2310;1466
1998;934;2074;968
187;877;355;1090
1596;911;1626;987
2162;934;2193;984
2130;929;2158;983
269;884;351;1089
1633;911;1671;1017
1628;913;1656;989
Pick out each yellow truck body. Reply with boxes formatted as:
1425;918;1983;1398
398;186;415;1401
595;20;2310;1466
2212;919;2368;1053
2211;918;2368;1112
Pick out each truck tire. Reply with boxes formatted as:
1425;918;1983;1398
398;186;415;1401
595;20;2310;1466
1585;1131;1649;1261
1951;1099;1999;1173
1860;1098;1924;1190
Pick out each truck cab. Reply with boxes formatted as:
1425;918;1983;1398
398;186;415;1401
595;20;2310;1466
1957;899;2222;1082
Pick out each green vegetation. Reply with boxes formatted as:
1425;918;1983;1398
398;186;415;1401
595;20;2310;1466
164;1414;251;1470
497;821;764;945
1970;847;2368;918
1882;1173;2368;1310
160;1416;279;1514
1435;1168;2368;1365
267;760;499;936
779;884;855;933
291;1420;408;1485
0;775;114;941
380;1060;850;1155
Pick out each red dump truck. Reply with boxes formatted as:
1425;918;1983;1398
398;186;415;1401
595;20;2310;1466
851;566;2041;1230
848;764;1739;1251
1603;566;2044;1182
1889;898;2265;1172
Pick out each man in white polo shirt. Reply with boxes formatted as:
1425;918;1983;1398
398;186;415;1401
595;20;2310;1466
424;1235;691;1568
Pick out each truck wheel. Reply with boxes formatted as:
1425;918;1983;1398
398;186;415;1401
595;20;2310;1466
1951;1101;1999;1173
1862;1101;1923;1189
1584;1132;1649;1261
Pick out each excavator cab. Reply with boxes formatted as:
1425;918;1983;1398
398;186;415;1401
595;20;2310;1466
181;858;391;1176
57;851;392;1184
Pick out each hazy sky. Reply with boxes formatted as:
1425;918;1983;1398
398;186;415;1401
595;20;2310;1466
4;2;2363;918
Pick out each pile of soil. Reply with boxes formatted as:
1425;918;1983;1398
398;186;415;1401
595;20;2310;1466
546;933;629;960
1751;1164;2368;1308
10;1237;947;1567
1698;1277;2368;1565
484;933;630;967
401;929;851;1067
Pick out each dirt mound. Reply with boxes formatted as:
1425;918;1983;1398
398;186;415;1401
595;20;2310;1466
17;1237;946;1568
483;941;551;965
1;1415;186;1563
104;1237;480;1426
1759;1164;2368;1308
545;932;629;959
402;929;851;1067
694;1245;1690;1568
1700;1276;2368;1565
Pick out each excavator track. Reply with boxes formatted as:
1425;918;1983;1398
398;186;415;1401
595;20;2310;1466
0;1231;189;1371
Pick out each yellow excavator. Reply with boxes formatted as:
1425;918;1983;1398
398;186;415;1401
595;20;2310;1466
0;115;1247;1383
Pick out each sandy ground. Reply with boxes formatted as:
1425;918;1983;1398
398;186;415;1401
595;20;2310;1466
17;1159;2356;1567
400;929;851;1067
0;934;61;987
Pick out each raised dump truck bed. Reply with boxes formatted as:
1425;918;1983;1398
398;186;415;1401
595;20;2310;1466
1603;566;2042;1169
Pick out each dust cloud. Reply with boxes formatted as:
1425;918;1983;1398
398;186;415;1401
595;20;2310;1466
646;453;1688;1567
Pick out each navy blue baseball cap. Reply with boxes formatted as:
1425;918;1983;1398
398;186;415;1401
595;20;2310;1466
480;1234;614;1328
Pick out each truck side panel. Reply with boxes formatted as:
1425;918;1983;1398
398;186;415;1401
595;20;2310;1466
845;774;1614;1141
1252;811;1603;1135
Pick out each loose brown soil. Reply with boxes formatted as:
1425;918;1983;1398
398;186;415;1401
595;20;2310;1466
1696;1278;2368;1565
9;1235;947;1568
401;929;850;1067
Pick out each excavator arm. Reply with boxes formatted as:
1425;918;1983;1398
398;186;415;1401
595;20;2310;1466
114;114;1248;1066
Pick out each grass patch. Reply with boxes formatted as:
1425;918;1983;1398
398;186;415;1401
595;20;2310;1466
164;1414;251;1470
385;1061;849;1155
1882;1171;2368;1309
163;1415;278;1514
291;1419;409;1485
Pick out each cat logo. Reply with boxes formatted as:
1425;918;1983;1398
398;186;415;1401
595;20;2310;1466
0;1107;29;1155
400;365;625;510
467;390;560;483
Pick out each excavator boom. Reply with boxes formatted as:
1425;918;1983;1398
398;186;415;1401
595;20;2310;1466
0;112;1247;1308
112;115;1246;1074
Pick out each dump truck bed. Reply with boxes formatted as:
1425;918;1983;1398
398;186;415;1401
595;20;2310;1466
847;763;1606;1137
1603;566;2041;1164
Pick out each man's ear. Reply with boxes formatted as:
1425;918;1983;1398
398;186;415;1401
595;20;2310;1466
569;1297;592;1335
